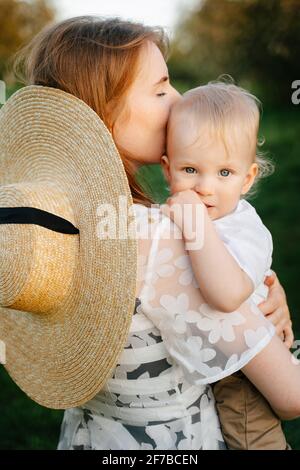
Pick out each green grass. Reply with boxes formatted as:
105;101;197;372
0;100;299;449
0;369;63;449
257;108;300;448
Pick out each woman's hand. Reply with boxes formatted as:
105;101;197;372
258;271;294;349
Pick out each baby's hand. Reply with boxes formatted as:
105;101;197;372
160;189;206;239
165;189;203;210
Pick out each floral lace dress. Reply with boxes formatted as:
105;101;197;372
57;203;275;450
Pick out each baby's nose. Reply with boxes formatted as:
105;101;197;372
194;181;214;196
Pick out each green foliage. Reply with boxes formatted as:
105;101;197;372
0;0;56;83
168;0;300;105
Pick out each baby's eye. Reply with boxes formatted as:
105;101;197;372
219;169;231;177
184;167;197;174
157;92;167;97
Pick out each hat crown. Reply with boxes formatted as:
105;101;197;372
0;182;79;314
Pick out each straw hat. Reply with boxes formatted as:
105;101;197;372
0;85;137;409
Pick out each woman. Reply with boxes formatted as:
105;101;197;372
13;16;299;450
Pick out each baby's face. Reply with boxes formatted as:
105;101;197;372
163;128;257;220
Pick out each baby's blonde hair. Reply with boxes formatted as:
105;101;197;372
168;76;274;198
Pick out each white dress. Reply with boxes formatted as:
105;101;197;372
57;203;275;450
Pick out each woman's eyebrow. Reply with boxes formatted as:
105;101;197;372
154;76;169;86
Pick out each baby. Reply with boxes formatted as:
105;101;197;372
160;81;291;450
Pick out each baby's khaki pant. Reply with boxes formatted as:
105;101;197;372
212;371;291;450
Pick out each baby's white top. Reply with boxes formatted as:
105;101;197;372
213;199;273;304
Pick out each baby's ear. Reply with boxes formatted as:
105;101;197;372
161;155;171;183
241;163;259;195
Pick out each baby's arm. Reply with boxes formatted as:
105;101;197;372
161;189;254;313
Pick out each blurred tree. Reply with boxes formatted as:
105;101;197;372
0;0;56;83
169;0;300;105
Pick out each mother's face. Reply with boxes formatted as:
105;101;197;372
113;41;181;166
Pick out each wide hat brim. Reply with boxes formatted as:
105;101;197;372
0;85;137;409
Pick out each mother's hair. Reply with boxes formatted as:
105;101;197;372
12;16;169;206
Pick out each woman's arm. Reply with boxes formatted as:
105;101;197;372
242;334;300;420
161;189;255;312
